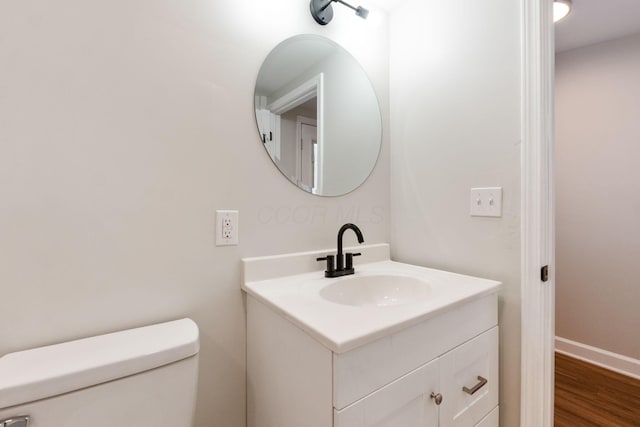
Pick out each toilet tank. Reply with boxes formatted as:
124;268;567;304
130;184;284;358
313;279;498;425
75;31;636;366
0;319;199;427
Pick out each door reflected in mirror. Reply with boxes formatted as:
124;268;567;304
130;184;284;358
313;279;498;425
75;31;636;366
254;34;382;196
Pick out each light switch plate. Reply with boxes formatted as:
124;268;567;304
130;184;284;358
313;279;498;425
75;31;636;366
470;187;502;217
216;210;239;246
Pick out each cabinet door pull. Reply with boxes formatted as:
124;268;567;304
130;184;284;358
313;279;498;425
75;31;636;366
430;392;443;405
462;376;488;395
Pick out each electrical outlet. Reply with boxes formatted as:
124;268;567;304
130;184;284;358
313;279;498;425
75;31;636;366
216;210;238;246
470;187;502;217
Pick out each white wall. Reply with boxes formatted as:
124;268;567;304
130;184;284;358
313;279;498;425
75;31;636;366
555;33;640;360
0;1;390;425
389;1;522;426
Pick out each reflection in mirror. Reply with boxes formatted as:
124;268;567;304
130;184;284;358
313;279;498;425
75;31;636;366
254;34;382;196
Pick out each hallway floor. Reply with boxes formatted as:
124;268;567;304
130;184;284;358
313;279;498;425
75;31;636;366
555;352;640;426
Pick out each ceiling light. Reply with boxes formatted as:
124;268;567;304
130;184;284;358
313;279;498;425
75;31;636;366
554;0;572;23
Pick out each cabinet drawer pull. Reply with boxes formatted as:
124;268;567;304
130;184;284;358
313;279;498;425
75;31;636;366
462;376;488;395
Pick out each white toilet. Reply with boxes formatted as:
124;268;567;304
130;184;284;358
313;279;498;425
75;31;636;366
0;318;199;427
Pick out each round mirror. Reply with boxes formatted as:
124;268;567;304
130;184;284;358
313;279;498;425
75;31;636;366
254;35;382;197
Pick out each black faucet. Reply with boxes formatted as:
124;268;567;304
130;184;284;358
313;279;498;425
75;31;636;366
317;223;364;278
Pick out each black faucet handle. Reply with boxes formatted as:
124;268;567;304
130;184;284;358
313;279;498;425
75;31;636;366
316;255;335;273
345;252;362;270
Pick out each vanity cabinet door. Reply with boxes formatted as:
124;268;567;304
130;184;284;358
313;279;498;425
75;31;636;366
439;327;499;427
334;358;440;427
474;406;499;427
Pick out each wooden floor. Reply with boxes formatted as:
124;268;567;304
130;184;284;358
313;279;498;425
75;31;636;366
555;352;640;426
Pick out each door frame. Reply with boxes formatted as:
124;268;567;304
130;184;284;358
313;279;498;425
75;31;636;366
521;0;555;426
267;73;323;116
295;116;318;192
269;73;325;194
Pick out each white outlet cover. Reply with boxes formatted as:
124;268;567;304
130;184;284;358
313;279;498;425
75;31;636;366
470;187;502;217
216;210;239;246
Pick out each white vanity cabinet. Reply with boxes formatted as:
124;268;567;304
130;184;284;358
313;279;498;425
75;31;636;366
247;293;499;427
243;246;501;427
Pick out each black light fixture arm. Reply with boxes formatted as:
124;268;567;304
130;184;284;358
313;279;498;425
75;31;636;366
333;0;357;13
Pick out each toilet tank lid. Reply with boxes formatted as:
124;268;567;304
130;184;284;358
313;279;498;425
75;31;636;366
0;318;199;410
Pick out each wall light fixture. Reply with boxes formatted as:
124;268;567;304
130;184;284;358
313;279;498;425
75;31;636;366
310;0;369;25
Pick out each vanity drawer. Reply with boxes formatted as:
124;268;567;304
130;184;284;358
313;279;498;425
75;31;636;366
440;326;499;427
332;294;498;410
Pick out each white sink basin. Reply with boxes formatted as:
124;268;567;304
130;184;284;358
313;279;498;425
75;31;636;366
241;244;501;352
319;274;432;307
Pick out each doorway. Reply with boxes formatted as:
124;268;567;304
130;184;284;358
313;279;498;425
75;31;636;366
553;0;640;424
297;118;318;193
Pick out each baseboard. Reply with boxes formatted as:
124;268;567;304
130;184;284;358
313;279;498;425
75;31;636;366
555;336;640;380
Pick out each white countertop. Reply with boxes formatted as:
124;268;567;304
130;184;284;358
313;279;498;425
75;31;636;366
242;244;501;353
